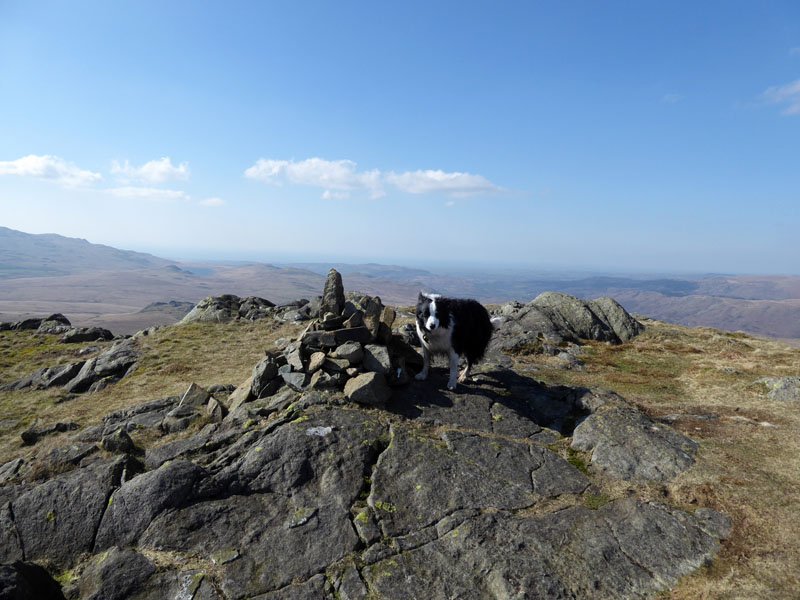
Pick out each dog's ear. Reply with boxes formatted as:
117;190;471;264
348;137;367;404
418;292;425;303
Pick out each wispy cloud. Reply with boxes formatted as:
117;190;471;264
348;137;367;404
0;154;102;188
386;169;504;197
321;190;350;200
199;197;225;207
245;158;384;199
107;186;190;201
245;157;504;199
790;47;800;56
661;93;684;104
111;157;190;184
762;79;800;115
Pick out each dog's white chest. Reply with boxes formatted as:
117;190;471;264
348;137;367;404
417;322;452;353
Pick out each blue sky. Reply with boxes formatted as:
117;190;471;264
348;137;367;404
1;1;798;274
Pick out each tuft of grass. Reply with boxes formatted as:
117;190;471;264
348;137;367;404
583;493;611;510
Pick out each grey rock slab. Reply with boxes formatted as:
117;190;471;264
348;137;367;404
489;292;644;354
140;493;357;599
180;294;274;324
64;339;139;393
61;326;114;343
0;458;25;485
363;498;724;600
77;546;157;600
37;441;99;472
0;500;23;562
210;408;387;503
572;407;699;482
759;376;800;402
250;574;331;599
387;383;495;433
12;456;131;567
95;460;209;550
101;396;177;434
144;427;222;469
590;296;647;342
0;561;66;600
368;425;536;538
128;569;222;600
101;428;138;454
440;429;588;497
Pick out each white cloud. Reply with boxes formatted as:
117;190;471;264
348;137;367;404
386;169;504;197
245;157;504;199
661;93;683;104
112;157;190;183
445;200;457;207
245;157;384;199
321;190;350;200
200;197;226;207
762;79;800;115
790;47;800;56
0;154;102;188
107;186;190;201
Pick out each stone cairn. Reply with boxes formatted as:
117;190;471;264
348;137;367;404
230;269;422;412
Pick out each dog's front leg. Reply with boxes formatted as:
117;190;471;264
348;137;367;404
447;349;459;390
415;343;430;381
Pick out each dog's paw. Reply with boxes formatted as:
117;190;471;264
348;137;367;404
447;381;458;391
415;371;428;381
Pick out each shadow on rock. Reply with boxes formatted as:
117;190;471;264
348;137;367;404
386;365;616;438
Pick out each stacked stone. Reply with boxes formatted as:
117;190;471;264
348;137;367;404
233;269;422;410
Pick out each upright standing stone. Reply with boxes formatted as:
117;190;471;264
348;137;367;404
322;269;345;316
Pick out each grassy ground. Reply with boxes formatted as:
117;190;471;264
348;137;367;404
0;319;301;466
1;315;799;598
508;317;800;600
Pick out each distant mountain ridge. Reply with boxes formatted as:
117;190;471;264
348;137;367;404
0;226;172;279
2;227;800;341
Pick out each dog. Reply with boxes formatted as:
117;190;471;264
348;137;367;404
414;292;493;390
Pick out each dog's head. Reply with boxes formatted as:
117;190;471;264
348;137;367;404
416;292;441;332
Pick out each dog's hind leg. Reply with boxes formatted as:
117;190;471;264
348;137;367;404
447;349;460;390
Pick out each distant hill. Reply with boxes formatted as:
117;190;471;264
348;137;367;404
0;226;172;278
2;226;800;340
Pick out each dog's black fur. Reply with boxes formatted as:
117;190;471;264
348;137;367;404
415;292;493;390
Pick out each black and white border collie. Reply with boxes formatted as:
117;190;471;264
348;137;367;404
415;292;493;390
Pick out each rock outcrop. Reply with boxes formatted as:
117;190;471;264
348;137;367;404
490;292;645;354
0;275;727;599
179;295;276;324
758;376;800;402
0;339;140;396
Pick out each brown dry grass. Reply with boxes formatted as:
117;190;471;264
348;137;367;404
0;319;301;466
510;317;800;600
